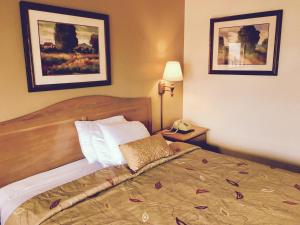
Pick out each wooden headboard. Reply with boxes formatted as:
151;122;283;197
0;96;151;187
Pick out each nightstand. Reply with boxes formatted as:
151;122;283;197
158;125;220;153
159;125;209;148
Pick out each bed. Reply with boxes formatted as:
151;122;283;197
0;96;299;225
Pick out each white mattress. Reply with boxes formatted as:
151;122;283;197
0;159;105;225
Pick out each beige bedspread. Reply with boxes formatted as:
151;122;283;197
6;143;300;225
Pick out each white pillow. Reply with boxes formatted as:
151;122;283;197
91;138;123;167
75;115;127;163
96;115;127;140
99;121;150;165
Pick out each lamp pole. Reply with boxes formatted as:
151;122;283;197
160;93;163;130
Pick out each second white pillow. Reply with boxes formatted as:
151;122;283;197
75;115;127;164
99;121;150;165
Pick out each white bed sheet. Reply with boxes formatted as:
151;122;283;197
0;159;105;225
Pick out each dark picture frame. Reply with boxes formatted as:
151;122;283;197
209;10;283;76
20;1;111;92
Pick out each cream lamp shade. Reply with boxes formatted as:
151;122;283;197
163;61;183;82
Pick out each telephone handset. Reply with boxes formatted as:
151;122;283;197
169;120;194;134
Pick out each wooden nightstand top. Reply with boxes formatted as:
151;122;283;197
160;125;208;142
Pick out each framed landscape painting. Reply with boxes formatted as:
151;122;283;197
209;10;283;75
20;1;111;92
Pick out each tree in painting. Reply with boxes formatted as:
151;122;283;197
238;25;260;54
218;36;225;50
90;34;99;54
54;24;78;52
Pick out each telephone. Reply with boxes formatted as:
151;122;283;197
170;120;194;134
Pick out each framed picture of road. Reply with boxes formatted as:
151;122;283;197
209;10;283;75
20;1;111;92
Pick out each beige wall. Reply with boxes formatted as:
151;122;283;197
0;0;184;132
184;0;300;166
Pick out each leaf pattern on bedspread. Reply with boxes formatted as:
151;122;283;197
185;167;195;171
239;171;249;174
129;198;143;203
226;179;239;187
176;217;187;225
49;199;61;210
283;201;298;205
5;142;300;225
195;205;208;210
235;191;244;200
154;181;162;190
202;158;208;164
196;188;209;194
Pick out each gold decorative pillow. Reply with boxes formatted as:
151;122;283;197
119;134;173;172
